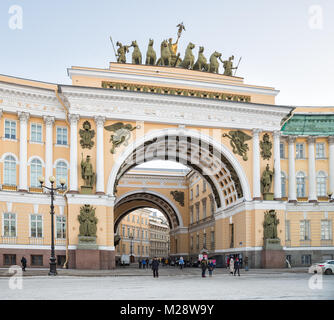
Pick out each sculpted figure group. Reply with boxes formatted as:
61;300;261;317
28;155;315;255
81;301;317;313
115;39;238;76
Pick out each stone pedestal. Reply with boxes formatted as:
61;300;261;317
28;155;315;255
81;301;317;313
261;239;285;268
263;192;274;201
81;186;93;194
76;236;99;269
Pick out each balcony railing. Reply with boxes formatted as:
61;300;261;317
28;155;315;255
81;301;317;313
300;240;312;247
55;239;66;246
320;239;333;247
1;236;17;244
2;185;17;192
29;187;43;193
29;237;44;245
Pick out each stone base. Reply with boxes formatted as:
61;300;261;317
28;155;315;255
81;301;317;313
261;249;285;268
80;186;93;194
77;236;98;250
75;249;115;270
263;192;274;201
263;238;283;250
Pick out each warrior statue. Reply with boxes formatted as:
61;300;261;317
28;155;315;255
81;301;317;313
81;155;95;187
78;204;98;237
261;164;274;194
263;210;280;239
222;55;237;76
116;41;130;64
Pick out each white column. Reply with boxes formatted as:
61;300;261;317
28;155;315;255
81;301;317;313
273;131;282;200
328;136;334;202
308;136;317;202
95;116;105;194
43;116;55;188
18;112;29;191
253;129;262;200
69;114;80;193
288;136;297;202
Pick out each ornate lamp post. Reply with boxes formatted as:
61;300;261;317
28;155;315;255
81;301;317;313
129;233;134;263
39;176;66;276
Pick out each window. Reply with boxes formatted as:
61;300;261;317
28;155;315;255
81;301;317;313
285;220;290;241
30;159;42;188
210;196;215;216
296;143;305;159
203;232;207;248
4;155;16;185
132;215;135;223
296;172;306;197
196;234;199;249
31;255;43;266
56;216;66;239
122;226;125;236
316;143;325;158
196;204;200;222
190;206;193;224
202;199;207;218
280;143;285;159
127;227;130;237
281;172;286;197
4;254;16;265
300;220;311;241
3;213;16;237
211;231;215;247
137;216;139;223
203;181;207;192
145;231;148;239
31;215;43;238
196;185;199;197
31;123;42;143
56;127;67;145
316;171;327;197
4;120;16;140
321;220;332;240
127;215;130;222
190;189;193;200
56;161;67;188
137;229;139;238
301;255;312;265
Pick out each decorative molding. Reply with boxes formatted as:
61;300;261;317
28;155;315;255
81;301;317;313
43;116;55;126
18;111;30;123
94;115;106;127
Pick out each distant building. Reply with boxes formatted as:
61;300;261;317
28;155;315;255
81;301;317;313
149;213;170;258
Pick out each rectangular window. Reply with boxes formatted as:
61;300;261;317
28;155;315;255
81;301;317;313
56;127;68;145
202;199;207;218
285;220;290;241
196;235;199;249
211;231;215;248
127;227;130;237
4;120;16;140
4;254;16;265
321;220;332;240
31;123;42;143
280;143;285;158
190;206;193;224
132;215;135;222
316;143;325;158
196;204;200;222
196;185;199;197
31;215;43;238
300;220;311;241
190;189;193;200
127;215;130;222
301;255;312;265
203;181;207;192
56;216;66;239
296;143;305;159
122;226;125;237
31;255;43;266
203;233;207;248
3;213;16;237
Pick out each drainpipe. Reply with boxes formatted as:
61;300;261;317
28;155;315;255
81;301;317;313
54;85;71;268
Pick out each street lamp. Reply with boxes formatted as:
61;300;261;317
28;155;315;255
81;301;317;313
39;176;66;276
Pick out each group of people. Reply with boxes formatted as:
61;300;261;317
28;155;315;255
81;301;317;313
200;258;215;277
226;255;249;276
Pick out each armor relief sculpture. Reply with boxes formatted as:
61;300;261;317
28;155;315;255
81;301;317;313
222;130;252;161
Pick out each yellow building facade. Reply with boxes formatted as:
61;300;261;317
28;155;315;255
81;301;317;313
0;61;333;269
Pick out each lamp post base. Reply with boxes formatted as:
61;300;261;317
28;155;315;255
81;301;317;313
49;259;57;276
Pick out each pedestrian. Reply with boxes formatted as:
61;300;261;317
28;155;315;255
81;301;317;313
139;259;142;269
142;258;146;269
200;258;207;277
152;257;159;278
226;256;230;269
229;257;234;275
146;258;149;269
208;259;214;277
234;258;240;276
244;256;249;271
149;258;152;268
21;256;27;271
179;256;184;269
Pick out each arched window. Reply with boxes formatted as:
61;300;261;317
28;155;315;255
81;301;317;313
30;159;42;188
56;161;68;188
281;172;286;197
296;172;306;197
4;155;16;185
316;171;327;197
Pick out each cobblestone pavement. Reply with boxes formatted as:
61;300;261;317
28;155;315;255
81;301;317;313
1;266;333;300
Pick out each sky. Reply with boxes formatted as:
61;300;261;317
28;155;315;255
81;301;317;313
0;0;333;108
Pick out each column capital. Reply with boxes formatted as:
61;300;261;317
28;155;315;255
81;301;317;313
252;128;262;136
18;111;30;123
328;136;334;144
273;130;282;138
43;116;55;126
94;115;106;127
287;135;296;144
68;114;80;124
307;136;316;144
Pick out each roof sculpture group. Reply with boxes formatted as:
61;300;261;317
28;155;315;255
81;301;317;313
110;23;241;76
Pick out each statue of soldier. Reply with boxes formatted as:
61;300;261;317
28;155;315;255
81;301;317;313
263;210;279;239
222;55;237;76
261;164;274;194
81;155;95;187
116;41;130;63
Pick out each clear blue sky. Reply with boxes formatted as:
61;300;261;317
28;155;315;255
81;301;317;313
0;0;333;106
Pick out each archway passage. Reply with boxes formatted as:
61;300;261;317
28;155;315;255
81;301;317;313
114;192;180;233
110;130;250;210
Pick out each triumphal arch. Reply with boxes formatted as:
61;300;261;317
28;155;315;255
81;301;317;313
0;31;333;269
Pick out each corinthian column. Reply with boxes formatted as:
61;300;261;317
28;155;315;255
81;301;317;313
253;129;262;200
308;136;317;202
18;112;29;192
329;136;334;202
43;116;55;188
288;136;297;202
68;114;80;193
273;131;282;200
95;116;105;194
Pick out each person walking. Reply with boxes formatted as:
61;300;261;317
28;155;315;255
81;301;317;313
234;258;240;276
201;258;207;278
179;256;184;270
146;258;149;269
208;259;214;277
139;259;142;269
142;258;146;269
229;256;234;275
21;256;27;271
152;257;159;278
244;256;249;271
